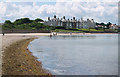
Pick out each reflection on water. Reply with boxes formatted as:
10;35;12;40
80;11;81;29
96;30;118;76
48;35;96;40
28;34;118;75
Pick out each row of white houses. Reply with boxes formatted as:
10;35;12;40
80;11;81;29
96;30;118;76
44;15;96;29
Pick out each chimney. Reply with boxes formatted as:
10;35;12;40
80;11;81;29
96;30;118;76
63;16;65;19
81;18;83;20
91;19;94;21
54;15;56;18
73;17;75;20
48;17;50;21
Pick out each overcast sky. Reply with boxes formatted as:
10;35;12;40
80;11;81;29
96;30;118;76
0;1;118;24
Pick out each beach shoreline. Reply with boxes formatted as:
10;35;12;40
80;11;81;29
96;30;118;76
1;33;118;75
1;32;118;36
2;36;51;75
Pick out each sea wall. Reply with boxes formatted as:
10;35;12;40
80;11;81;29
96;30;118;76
2;30;50;33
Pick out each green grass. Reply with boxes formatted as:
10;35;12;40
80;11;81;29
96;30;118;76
0;25;2;28
54;29;83;32
54;28;116;33
79;28;104;32
79;28;89;31
104;29;118;32
89;29;98;31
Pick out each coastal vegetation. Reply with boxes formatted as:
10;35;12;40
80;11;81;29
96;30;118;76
53;28;118;33
2;18;54;31
0;25;2;28
2;18;119;33
53;26;118;33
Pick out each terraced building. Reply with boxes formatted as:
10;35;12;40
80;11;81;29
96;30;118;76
44;15;96;29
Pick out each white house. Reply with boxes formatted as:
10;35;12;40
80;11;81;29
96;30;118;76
44;15;96;29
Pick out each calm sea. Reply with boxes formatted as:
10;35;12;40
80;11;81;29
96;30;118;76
28;34;118;75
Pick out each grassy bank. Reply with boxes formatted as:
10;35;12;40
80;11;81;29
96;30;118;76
2;38;51;75
53;28;118;33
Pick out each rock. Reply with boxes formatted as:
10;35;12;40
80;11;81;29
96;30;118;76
17;64;21;66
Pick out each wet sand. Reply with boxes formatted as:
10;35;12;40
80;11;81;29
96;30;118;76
1;35;51;75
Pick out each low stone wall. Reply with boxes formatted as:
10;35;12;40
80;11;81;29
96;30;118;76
2;30;50;33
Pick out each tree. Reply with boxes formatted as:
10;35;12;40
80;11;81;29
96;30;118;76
31;21;37;27
3;18;53;30
101;23;105;26
96;22;107;26
106;22;112;28
96;22;100;25
3;20;13;29
35;18;44;22
5;20;12;24
13;18;32;25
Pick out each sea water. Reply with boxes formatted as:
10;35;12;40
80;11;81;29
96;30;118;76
28;34;118;75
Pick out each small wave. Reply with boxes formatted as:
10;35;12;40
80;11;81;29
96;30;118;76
45;67;66;75
52;69;66;74
56;64;71;68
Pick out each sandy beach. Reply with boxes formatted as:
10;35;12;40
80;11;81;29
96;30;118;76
1;34;52;75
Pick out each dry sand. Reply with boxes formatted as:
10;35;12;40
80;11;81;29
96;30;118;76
3;32;92;36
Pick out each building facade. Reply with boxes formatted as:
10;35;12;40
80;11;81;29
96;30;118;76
109;24;119;29
44;15;96;29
